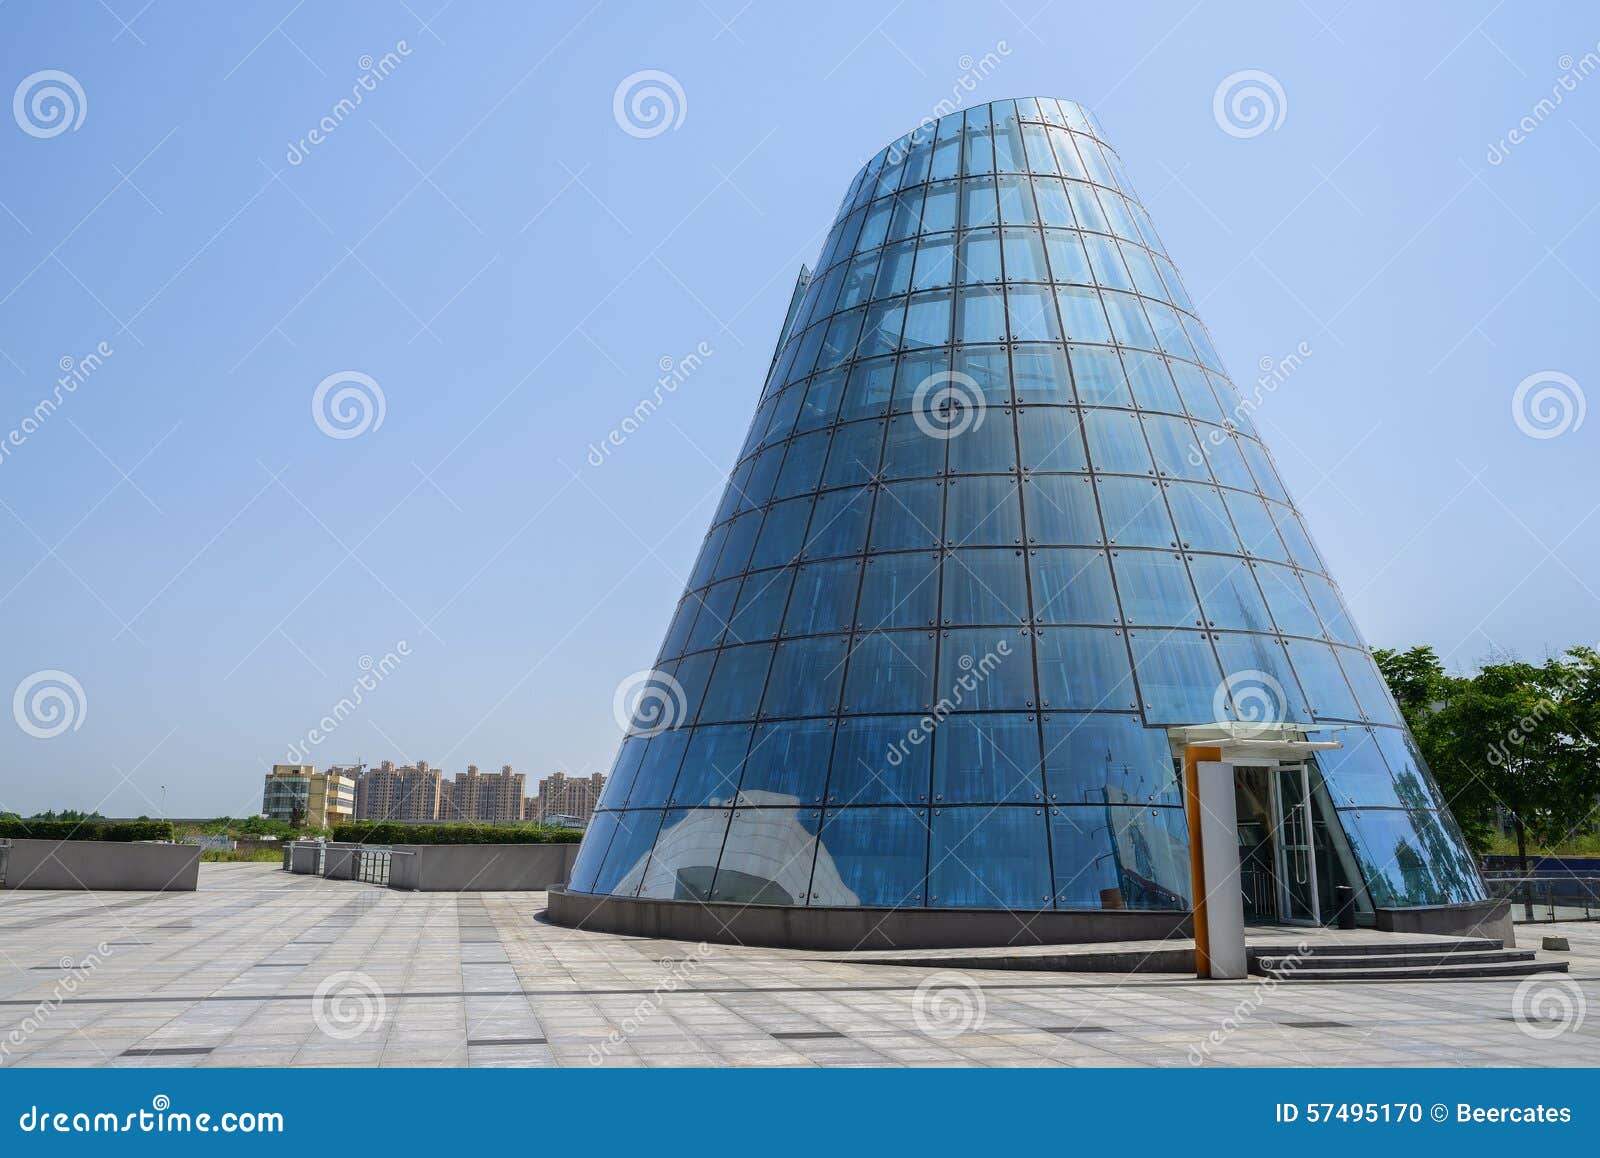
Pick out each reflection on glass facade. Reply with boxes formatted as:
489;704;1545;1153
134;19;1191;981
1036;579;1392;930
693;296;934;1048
569;97;1482;914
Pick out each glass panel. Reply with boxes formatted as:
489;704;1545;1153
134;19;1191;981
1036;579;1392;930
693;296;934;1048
566;810;618;893
805;486;872;559
957;229;1002;284
1084;410;1153;475
1044;229;1092;282
930;806;1052;908
1255;561;1323;637
839;355;895;421
1068;344;1132;407
726;567;793;645
857;298;905;359
946;405;1016;480
1102;291;1157;349
932;714;1043;804
750;496;813;568
1129;629;1224;724
1285;638;1361;720
626;729;691;807
1210;632;1309;723
842;629;935;713
709;807;821;904
1007;285;1059;341
1165;482;1241;553
741;719;834;805
686;578;739;652
941;547;1029;625
1170;360;1223;423
594;809;667;897
1340;809;1484;906
956;285;1006;342
902;290;952;348
784;559;860;636
773;430;829;498
635;807;726;901
1042;714;1179;805
956;345;1013;404
761;634;849;718
1112;549;1200;627
945;476;1022;546
1017;407;1088;471
1273;505;1325;574
856;550;938;629
671;724;752;806
872;240;916;300
1302;572;1360;645
819;420;880;488
1030;547;1119;623
870;479;943;550
1001;227;1048;281
1056;286;1112;342
1008;344;1070;406
1371;726;1448;811
1049;806;1190;909
698;642;774;723
1036;627;1138;710
921;179;959;231
1240;437;1290;502
1096;476;1173;547
961;174;998;226
911;233;956;290
597;736;649;810
1336;646;1400;725
937;627;1034;710
828;715;932;806
1024;474;1101;544
1224;491;1289;563
812;808;928;906
997;173;1038;225
1143;414;1210;481
797;368;846;430
1188;553;1275;632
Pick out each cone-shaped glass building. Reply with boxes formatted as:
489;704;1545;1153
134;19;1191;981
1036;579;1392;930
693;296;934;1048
553;97;1485;948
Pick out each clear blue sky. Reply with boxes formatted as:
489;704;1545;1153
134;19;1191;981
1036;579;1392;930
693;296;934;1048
0;1;1595;816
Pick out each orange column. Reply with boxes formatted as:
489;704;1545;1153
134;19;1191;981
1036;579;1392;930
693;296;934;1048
1182;745;1222;979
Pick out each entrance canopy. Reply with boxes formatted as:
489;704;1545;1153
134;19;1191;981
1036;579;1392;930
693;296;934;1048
1168;722;1343;763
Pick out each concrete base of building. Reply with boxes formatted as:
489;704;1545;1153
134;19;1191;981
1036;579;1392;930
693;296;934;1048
0;838;200;891
543;887;1192;950
1374;898;1514;944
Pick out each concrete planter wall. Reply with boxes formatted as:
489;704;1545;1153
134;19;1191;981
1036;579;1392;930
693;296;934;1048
1374;898;1514;944
387;843;579;891
0;838;199;892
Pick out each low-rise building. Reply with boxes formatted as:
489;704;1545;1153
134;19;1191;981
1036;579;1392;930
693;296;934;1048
261;764;356;830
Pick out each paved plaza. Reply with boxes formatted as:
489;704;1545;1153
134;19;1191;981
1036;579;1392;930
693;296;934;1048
0;864;1595;1068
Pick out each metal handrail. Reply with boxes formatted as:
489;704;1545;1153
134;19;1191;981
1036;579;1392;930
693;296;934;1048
1483;875;1600;923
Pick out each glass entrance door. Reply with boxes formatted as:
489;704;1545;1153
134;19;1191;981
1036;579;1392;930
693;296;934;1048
1271;763;1320;925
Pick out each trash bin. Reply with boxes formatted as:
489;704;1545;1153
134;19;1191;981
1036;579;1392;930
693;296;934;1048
1334;884;1357;930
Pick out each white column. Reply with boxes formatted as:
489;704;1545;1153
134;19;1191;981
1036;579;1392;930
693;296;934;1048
1196;760;1247;979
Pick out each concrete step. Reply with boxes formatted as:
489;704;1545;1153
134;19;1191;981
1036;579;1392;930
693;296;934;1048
1254;948;1537;971
1258;957;1569;981
1248;937;1502;959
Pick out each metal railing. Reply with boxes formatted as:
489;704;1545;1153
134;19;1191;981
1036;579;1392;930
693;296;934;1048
353;847;396;886
1483;875;1600;923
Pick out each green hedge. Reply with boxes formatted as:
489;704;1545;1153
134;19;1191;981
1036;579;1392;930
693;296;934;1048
330;821;584;845
0;818;175;842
